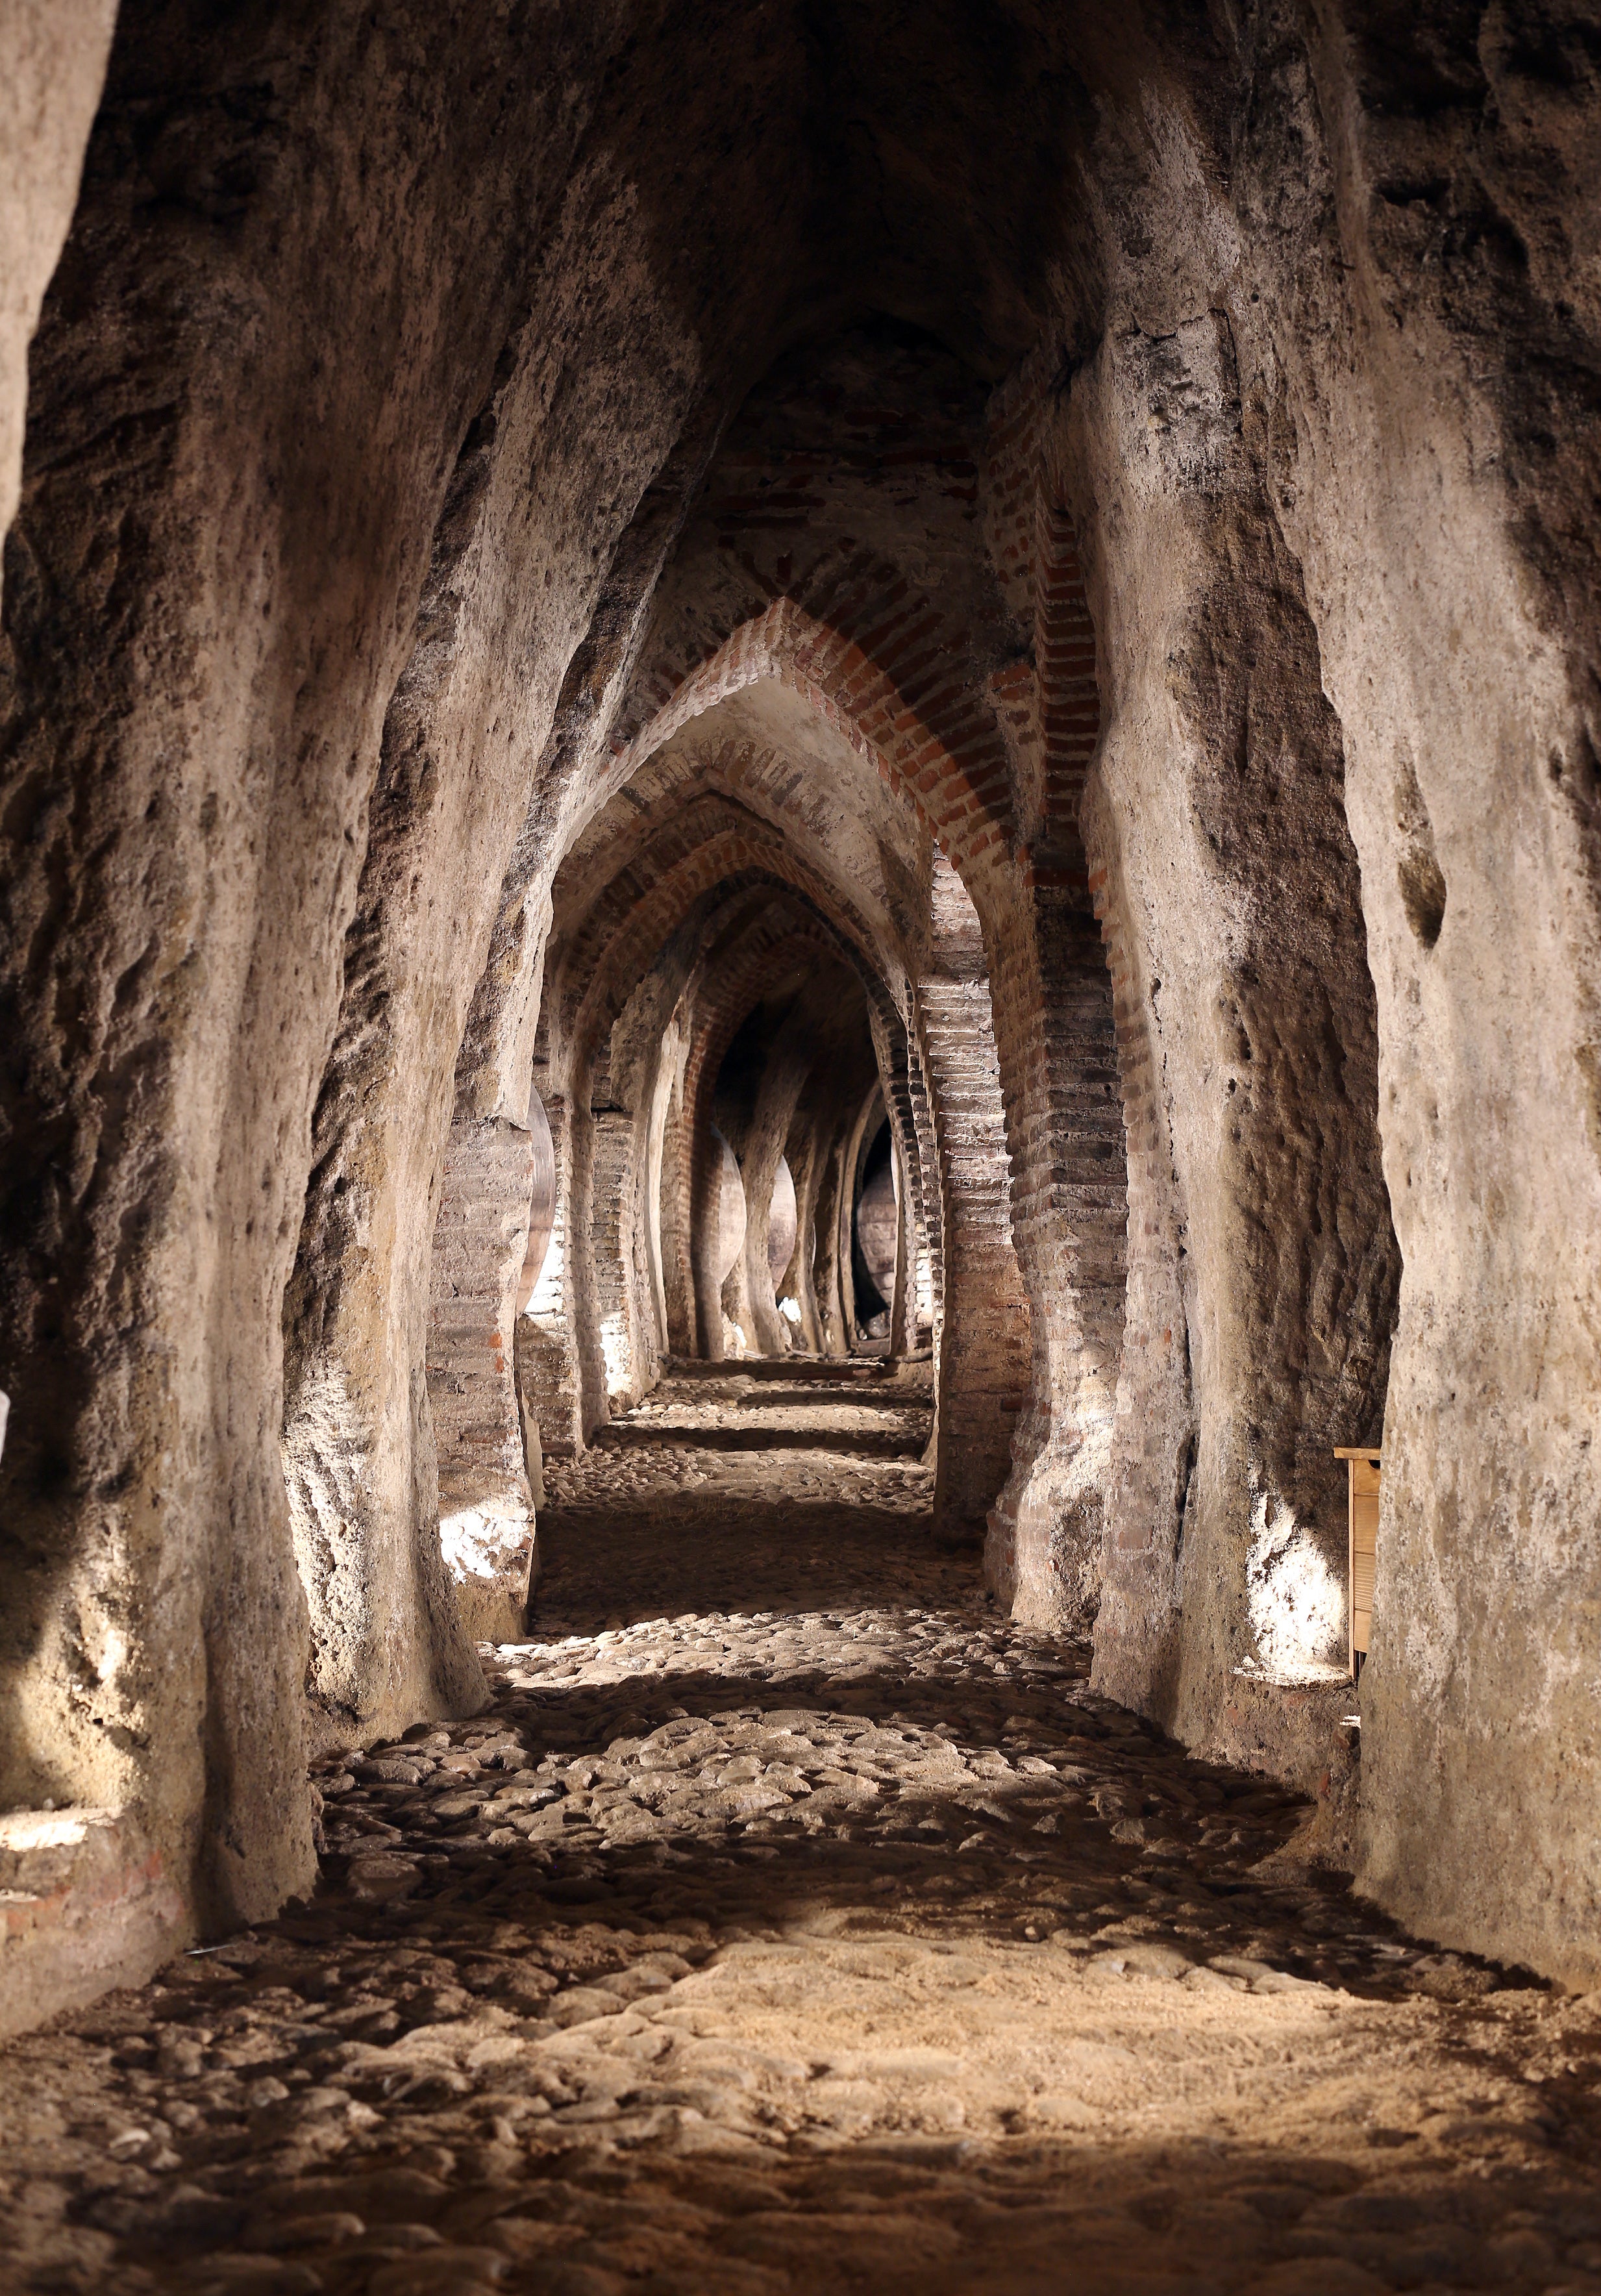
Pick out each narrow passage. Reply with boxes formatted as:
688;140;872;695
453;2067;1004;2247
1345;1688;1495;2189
5;1367;1600;2294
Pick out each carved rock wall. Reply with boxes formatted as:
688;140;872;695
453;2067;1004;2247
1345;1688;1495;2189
1;0;1597;2030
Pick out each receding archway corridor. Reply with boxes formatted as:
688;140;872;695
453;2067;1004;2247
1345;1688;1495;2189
3;5;1601;2287
3;1383;1598;2295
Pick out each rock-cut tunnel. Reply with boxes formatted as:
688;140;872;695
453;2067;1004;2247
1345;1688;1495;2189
0;4;1599;2290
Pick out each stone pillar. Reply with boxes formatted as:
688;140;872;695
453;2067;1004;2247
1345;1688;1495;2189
811;1136;848;1358
786;1128;828;1354
1078;788;1195;1709
515;1092;584;1467
983;864;1128;1627
658;1088;698;1356
903;1029;943;1348
692;1125;746;1361
425;1116;539;1643
589;1106;645;1411
916;857;1031;1548
1069;314;1396;1777
887;1143;912;1356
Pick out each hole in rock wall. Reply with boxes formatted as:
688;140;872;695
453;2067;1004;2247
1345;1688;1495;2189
1393;750;1448;950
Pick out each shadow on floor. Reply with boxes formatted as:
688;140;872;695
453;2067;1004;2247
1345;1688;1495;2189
532;1495;971;1630
591;1426;926;1457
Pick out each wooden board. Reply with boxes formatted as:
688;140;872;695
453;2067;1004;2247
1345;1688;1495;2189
1338;1448;1382;1676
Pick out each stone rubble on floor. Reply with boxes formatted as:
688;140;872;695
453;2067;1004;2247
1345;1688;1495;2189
1;1375;1598;2294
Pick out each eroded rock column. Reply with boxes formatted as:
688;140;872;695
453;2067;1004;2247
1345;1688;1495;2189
1068;313;1398;1782
915;858;1031;1547
427;1116;539;1642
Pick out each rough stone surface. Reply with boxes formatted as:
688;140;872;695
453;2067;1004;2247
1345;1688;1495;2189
1;0;1598;2041
2;1397;1596;2295
0;1;115;614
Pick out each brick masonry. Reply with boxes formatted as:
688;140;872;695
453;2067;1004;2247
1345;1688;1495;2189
431;328;1134;1645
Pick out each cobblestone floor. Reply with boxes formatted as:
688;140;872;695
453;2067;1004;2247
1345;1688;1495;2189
5;1365;1601;2294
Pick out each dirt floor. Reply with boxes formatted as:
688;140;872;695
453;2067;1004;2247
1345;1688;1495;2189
4;1362;1601;2294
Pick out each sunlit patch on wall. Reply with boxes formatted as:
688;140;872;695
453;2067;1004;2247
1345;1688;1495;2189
1244;1494;1345;1679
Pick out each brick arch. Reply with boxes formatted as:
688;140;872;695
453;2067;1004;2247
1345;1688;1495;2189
560;880;854;1380
597;599;1041;1427
517;729;944;1439
652;893;878;1364
555;730;925;992
614;597;1015;902
610;518;1014;853
541;803;926;1418
519;884;813;1452
605;598;1115;1566
438;543;1123;1632
549;806;901;1094
537;879;809;1436
543;777;932;1344
654;885;930;1375
427;347;1128;1675
458;538;1098;1482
